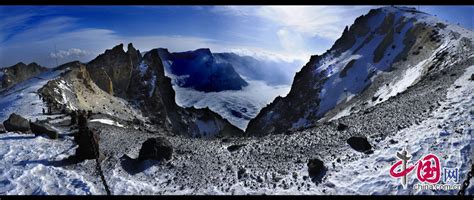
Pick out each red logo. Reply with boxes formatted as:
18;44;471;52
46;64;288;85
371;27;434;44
389;149;441;188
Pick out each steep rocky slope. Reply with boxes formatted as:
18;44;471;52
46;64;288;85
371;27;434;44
246;6;474;136
38;61;144;122
86;43;141;98
37;45;243;137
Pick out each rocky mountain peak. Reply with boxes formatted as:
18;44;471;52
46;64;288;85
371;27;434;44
86;42;142;98
1;62;47;90
246;6;474;136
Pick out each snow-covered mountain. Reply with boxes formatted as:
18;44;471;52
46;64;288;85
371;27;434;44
157;48;248;92
246;6;474;135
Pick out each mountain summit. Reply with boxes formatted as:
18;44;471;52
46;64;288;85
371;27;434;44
246;6;474;135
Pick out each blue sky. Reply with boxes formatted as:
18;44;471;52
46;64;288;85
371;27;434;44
0;6;472;68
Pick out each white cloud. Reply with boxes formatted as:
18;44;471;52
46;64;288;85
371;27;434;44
50;48;92;59
213;6;377;58
215;6;376;40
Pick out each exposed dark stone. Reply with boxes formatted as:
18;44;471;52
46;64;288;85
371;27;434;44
237;168;246;179
336;123;349;131
389;139;398;144
1;62;47;89
307;158;326;183
138;137;173;161
75;127;101;160
470;74;474;81
30;122;58;139
347;136;373;154
3;113;30;133
227;144;246;152
77;110;88;128
69;110;78;126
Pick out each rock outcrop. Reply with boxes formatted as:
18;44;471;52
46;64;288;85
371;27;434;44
1;62;47;90
347;136;373;154
307;158;326;183
3;113;30;133
86;43;141;98
138;137;173;161
30;121;59;139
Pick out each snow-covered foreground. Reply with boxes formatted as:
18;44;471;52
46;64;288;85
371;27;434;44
0;66;471;195
174;79;291;130
0;133;101;195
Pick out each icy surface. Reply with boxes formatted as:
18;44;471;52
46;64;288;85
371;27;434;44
0;133;100;195
174;79;291;130
90;119;125;128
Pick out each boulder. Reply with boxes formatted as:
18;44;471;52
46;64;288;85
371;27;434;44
307;158;326;183
227;144;246;152
30;122;58;139
336;123;349;131
3;113;30;133
237;167;247;179
138;137;173;161
347;136;373;154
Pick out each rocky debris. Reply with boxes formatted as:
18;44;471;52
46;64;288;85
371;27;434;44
227;144;246;152
347;136;373;154
336;123;349;131
1;62;47;89
307;158;326;183
138;137;173;161
3;113;30;133
30;121;58;139
470;73;474;81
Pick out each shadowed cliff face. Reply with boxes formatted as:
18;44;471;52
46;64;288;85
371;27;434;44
86;43;142;98
141;49;244;137
245;6;473;136
1;62;47;90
